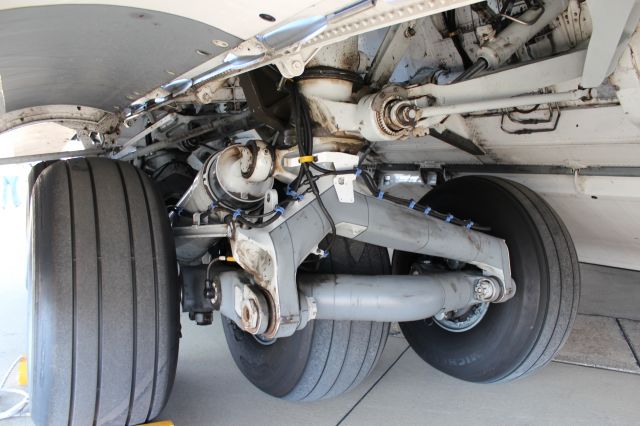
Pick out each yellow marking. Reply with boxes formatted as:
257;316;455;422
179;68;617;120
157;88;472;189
18;356;27;386
141;421;174;426
225;256;235;262
298;155;315;164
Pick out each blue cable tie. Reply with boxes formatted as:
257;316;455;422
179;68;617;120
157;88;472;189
408;199;416;209
274;206;285;215
423;206;432;215
354;167;362;177
232;209;242;220
465;221;474;230
209;202;217;210
286;184;304;201
445;214;454;223
377;191;385;200
320;250;329;259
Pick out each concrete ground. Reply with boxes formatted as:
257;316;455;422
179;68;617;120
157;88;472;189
1;193;639;425
158;311;640;426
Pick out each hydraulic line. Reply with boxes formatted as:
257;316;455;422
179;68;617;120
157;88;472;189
443;10;473;69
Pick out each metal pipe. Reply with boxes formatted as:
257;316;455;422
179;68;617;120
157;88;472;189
449;0;567;85
118;111;254;161
117;140;176;161
113;113;177;157
451;58;488;83
419;89;590;118
298;273;484;323
0;148;103;166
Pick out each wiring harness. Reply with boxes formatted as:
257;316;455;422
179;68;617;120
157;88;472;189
172;83;488;239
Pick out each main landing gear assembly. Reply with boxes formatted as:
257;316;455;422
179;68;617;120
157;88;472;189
27;149;579;424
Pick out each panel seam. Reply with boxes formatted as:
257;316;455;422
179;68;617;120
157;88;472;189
336;345;410;426
616;318;640;368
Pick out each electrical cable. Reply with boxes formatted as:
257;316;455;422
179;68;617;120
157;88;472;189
443;10;473;69
0;356;20;389
0;356;30;421
221;83;488;236
292;83;337;253
357;167;490;232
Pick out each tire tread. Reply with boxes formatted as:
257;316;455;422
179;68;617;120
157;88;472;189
30;158;178;426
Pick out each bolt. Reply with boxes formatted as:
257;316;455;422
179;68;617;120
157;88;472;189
292;60;303;71
405;27;417;38
241;299;259;331
474;278;496;302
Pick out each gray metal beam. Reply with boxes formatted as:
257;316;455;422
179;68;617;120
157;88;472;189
582;0;640;88
366;21;417;88
0;148;102;165
298;272;482;322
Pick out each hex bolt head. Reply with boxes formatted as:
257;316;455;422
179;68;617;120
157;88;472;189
474;278;497;302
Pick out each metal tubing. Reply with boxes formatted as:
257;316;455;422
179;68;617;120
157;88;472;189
451;58;488;83
119;111;254;161
114;113;177;156
0;148;103;166
407;49;587;104
298;273;480;322
419;89;589;119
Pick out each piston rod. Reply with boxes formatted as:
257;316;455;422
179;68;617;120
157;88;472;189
418;89;590;119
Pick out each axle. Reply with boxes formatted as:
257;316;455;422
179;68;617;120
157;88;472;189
218;270;504;333
298;273;503;323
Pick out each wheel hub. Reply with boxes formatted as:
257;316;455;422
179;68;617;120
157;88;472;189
433;303;490;333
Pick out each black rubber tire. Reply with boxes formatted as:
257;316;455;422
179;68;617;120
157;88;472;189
395;176;580;383
222;237;390;401
27;161;56;197
29;158;180;425
26;160;56;224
